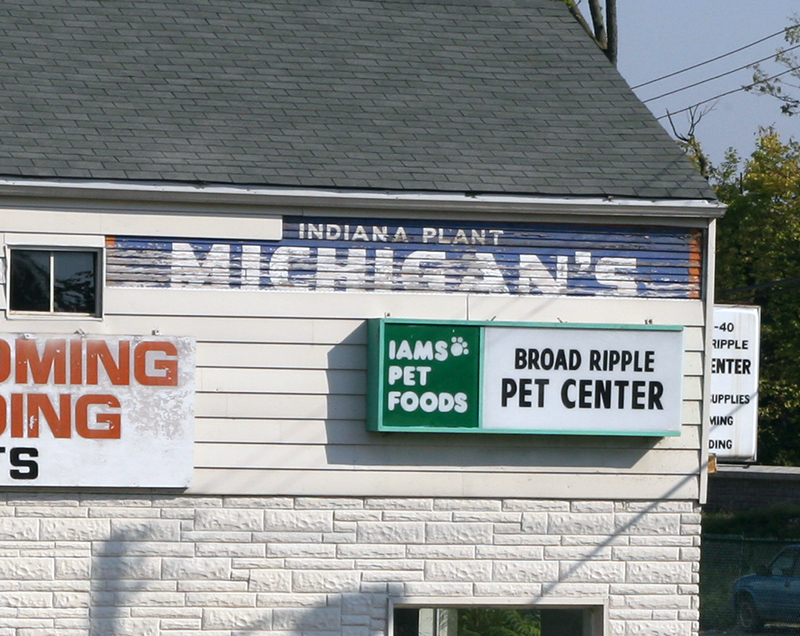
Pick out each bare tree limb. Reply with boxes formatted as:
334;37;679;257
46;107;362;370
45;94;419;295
587;0;608;50
565;3;596;43
605;0;617;65
747;17;800;116
666;104;715;179
563;0;617;65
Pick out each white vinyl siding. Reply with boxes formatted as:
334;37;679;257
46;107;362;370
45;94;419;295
0;210;709;500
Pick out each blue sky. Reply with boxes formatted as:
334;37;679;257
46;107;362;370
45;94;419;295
579;1;800;166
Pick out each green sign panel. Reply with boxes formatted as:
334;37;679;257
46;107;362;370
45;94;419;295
368;322;481;429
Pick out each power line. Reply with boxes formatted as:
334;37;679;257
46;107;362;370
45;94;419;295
655;64;800;121
718;275;800;299
632;26;792;90
642;43;800;104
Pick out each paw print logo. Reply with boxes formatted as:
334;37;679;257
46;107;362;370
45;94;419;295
450;336;469;357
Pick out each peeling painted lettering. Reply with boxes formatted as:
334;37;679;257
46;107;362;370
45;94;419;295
106;217;703;298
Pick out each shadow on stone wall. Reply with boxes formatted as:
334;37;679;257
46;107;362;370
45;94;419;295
89;523;385;635
83;471;703;636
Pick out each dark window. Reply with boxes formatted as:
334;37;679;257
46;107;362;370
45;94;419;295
10;249;99;315
771;549;799;577
393;606;596;636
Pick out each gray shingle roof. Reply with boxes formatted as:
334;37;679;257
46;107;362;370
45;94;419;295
0;0;715;199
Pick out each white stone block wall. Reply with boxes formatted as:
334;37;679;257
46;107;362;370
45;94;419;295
0;495;701;636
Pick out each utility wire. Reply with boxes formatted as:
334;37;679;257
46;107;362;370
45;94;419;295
718;275;800;299
642;42;800;104
632;26;792;90
655;64;800;121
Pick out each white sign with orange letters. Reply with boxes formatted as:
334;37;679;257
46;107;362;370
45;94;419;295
0;335;195;487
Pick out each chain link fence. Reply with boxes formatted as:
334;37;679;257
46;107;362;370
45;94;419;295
701;535;798;631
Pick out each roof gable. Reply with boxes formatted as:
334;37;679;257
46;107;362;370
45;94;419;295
0;0;714;199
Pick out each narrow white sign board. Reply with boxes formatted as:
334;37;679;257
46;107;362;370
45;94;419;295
709;306;760;461
0;335;195;487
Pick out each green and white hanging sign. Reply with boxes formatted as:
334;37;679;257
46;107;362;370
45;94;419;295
367;319;684;436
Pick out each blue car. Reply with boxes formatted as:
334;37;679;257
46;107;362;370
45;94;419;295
732;545;800;631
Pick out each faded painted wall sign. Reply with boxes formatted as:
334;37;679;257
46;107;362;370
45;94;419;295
0;335;195;487
107;217;702;299
367;319;685;436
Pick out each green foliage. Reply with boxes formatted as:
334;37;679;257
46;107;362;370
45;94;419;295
457;608;541;636
676;131;712;179
704;504;800;539
714;130;800;465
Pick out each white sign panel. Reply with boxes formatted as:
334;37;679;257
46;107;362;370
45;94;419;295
0;335;195;487
482;326;684;435
709;306;760;461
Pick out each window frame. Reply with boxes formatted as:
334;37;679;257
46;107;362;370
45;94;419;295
389;598;607;636
5;237;105;319
771;548;800;577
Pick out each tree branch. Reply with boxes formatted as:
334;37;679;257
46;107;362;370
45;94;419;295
666;105;715;179
566;4;596;43
587;0;608;49
563;0;617;65
605;0;618;65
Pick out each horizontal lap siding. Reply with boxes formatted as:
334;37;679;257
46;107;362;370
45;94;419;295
189;469;702;499
101;288;704;499
194;442;701;474
0;216;708;499
193;417;702;446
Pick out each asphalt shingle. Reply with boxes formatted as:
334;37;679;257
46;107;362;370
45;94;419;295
0;0;715;200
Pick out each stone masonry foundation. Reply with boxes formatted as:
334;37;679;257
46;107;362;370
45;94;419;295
0;495;701;636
